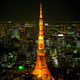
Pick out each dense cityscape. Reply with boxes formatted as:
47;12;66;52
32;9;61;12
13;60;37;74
0;0;80;80
0;20;80;80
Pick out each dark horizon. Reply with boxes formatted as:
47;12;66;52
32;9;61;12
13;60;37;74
0;0;80;21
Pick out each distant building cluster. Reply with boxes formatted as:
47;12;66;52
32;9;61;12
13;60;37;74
0;21;80;69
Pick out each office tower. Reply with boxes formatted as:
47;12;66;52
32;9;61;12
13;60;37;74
0;24;6;37
12;27;19;39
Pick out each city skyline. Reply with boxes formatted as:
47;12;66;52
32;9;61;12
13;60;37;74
0;0;80;21
0;0;80;80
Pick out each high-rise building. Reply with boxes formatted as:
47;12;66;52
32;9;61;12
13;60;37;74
32;2;54;80
12;27;20;39
0;24;6;37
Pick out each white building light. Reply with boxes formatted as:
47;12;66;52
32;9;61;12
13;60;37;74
58;34;63;36
44;23;48;26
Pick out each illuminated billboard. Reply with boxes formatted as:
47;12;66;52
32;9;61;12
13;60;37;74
58;34;63;36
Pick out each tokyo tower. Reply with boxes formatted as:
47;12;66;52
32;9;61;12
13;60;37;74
32;2;55;80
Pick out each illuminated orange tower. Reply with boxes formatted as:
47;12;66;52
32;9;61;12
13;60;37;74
32;2;54;80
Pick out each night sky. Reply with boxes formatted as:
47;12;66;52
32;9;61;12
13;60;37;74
0;0;80;21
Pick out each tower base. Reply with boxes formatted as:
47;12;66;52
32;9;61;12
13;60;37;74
32;53;54;80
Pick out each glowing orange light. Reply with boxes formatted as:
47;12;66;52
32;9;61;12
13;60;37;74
39;36;43;39
32;2;54;80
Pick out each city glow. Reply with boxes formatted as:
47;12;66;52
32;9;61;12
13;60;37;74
44;23;48;26
10;55;13;58
38;75;41;77
19;66;23;70
54;59;58;66
58;34;63;36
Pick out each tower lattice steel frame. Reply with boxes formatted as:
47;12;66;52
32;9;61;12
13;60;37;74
32;2;54;80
